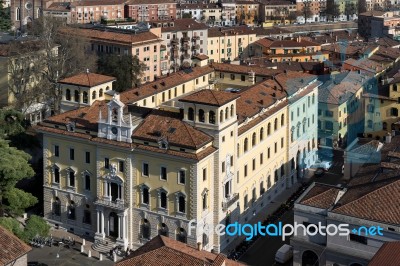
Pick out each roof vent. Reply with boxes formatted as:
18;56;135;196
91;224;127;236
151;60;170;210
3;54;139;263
161;81;166;86
272;92;276;97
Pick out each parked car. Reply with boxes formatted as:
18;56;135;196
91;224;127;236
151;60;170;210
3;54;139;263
275;244;293;264
311;161;332;171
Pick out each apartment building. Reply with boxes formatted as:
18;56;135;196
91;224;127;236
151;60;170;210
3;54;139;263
358;11;400;39
253;37;328;63
37;64;318;253
176;3;205;21
318;71;372;148
295;0;326;23
0;40;57;124
60;26;163;83
125;0;177;22
292;135;400;266
221;1;236;26
207;26;258;63
235;1;260;25
150;19;208;74
259;0;297;22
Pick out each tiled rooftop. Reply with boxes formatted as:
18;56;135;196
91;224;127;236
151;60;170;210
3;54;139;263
299;183;341;209
179;89;240;107
368;241;400;266
0;225;32;265
59;73;116;87
157;19;208;32
116;235;245;266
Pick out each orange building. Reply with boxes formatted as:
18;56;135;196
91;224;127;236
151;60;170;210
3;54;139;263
253;37;329;63
235;0;260;25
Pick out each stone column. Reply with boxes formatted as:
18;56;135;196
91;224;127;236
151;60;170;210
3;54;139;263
96;210;100;234
101;211;105;237
117;215;122;240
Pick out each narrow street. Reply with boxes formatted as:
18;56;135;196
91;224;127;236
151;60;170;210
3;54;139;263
239;149;345;265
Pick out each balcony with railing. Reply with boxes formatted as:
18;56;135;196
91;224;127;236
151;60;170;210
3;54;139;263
227;42;232;47
192;35;200;41
171;37;179;43
222;193;239;211
181;36;190;43
94;196;127;211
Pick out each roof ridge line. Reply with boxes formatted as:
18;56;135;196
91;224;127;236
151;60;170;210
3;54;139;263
335;178;400;211
182;122;197;148
302;186;338;204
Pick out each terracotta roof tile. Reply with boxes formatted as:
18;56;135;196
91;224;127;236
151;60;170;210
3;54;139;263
59;73;116;87
116;235;245;266
120;66;214;103
156;19;208;32
179;89;240;107
0;225;32;265
71;0;126;6
332;178;400;224
368;241;400;266
126;0;175;4
59;27;160;45
211;62;282;77
299;184;341;209
132;110;213;149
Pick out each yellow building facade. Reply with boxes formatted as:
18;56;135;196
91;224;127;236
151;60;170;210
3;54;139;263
38;64;318;253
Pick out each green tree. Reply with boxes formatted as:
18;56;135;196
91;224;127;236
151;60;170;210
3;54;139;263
97;54;146;92
5;188;37;216
0;217;24;238
0;139;34;216
0;0;11;31
0;109;26;138
23;215;50;241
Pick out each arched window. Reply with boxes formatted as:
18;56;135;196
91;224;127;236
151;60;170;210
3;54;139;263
199;109;205;122
53;197;61;216
383;122;387;130
92;91;96;100
74;90;79;102
83;91;88;103
267;123;271;135
281;114;285;126
68;201;76;220
267;175;271;188
159;223;168;236
177;228;187;243
230;104;234;117
209;111;215;124
252;132;256;147
99;89;103;97
141;219;151;239
202;233;209;248
16;7;20;21
188;108;194;121
274;118;278;131
85;174;91;191
260;127;264;141
225;107;229;119
66;89;71;101
202;192;208;210
220;110;224;122
178;195;185;213
106;86;110;91
244;138;248;152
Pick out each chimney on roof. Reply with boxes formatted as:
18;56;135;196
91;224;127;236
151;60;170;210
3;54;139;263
86;69;89;73
386;132;392;143
197;242;202;251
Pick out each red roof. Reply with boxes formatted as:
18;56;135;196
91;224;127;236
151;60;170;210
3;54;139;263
59;73;116;87
0;225;32;265
368;242;400;266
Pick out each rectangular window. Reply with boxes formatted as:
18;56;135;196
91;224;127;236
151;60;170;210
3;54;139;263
222;161;225;173
244;165;248;177
69;171;75;187
203;168;207;181
119;161;124;173
318;109;322;116
85;174;90;191
244;194;248;209
85;151;90;164
325;121;333;130
69;148;74;160
54;145;59;157
142;162;149;177
268;148;270;158
54;168;60;183
260;153;263;165
178;170;185;184
274;142;277;153
241;75;245;81
252;158;256;170
325;110;333;117
161;166;167;180
105;158;109;169
230;74;235;80
83;210;91;225
281;137;284;148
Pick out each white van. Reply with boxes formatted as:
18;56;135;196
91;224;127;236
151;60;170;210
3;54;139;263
275;244;293;264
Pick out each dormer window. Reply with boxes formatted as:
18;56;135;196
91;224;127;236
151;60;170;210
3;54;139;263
158;139;168;150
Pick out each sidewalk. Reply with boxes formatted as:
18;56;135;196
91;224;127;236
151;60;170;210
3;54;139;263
48;228;123;262
222;182;302;253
